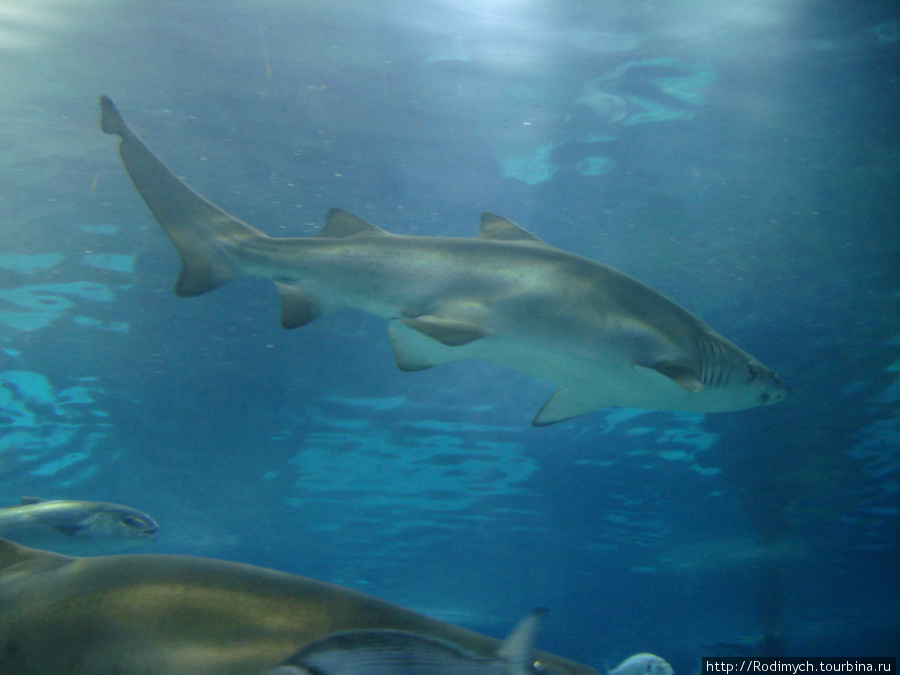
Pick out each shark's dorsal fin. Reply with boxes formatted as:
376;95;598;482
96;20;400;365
318;208;390;239
478;213;545;244
497;608;546;673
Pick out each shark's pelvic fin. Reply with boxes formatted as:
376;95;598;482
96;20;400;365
396;315;489;347
478;213;545;244
319;208;391;239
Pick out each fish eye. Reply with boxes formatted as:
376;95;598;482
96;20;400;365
760;392;770;403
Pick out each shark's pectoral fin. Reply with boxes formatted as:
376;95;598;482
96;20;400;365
387;318;483;372
275;282;322;329
634;363;705;393
532;388;608;426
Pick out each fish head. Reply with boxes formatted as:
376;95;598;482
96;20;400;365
82;505;159;544
610;654;674;675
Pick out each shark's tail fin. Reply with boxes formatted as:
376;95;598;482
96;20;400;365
100;95;266;297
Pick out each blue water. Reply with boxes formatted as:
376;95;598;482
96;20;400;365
1;0;898;668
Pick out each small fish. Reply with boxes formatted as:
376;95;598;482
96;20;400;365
608;654;674;675
264;609;546;674
0;497;158;555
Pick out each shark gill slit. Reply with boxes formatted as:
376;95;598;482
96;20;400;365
700;338;726;388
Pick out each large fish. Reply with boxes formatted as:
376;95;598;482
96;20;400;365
99;96;786;425
0;537;594;675
0;497;157;555
264;609;545;674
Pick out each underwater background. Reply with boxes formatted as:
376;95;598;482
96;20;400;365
1;0;897;668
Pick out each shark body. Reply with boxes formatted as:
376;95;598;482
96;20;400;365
0;537;593;675
100;96;785;425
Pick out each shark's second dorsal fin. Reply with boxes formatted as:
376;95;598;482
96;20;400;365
478;213;545;244
318;208;391;238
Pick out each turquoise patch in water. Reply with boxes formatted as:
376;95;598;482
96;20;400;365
81;253;136;274
76;224;120;235
0;253;63;274
30;452;88;476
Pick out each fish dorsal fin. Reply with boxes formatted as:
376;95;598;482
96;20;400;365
497;608;546;673
318;208;390;238
20;497;46;505
478;213;545;244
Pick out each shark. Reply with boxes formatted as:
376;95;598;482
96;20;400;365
99;95;786;425
0;536;595;675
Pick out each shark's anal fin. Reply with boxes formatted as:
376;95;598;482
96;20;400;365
100;95;263;298
275;283;322;329
634;363;704;393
